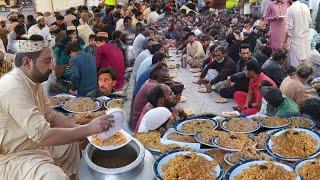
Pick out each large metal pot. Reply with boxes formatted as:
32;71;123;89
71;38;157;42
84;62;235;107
77;138;156;180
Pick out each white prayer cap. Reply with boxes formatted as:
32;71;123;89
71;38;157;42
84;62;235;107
0;17;5;22
66;26;76;31
36;16;44;22
15;40;49;53
142;107;172;131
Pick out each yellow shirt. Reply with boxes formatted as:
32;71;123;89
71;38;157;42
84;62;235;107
105;0;116;5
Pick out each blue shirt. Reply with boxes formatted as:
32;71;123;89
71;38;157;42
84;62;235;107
133;65;152;96
70;51;98;96
136;56;152;81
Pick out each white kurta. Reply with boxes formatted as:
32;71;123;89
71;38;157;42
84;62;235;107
28;25;52;41
286;1;312;67
309;0;320;27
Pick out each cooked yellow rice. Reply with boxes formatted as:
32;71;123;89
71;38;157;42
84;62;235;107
167;132;196;143
198;130;226;144
92;132;126;146
271;130;317;158
234;162;297;180
254;132;268;149
57;96;73;103
228;147;269;165
226;153;242;165
162;152;217;180
217;133;255;150
64;97;96;112
263;116;288;127
135;132;190;153
107;99;124;108
180;119;214;134
49;97;60;107
289;117;312;128
225;118;259;132
240;147;270;161
298;159;320;180
73;111;105;123
136;131;161;150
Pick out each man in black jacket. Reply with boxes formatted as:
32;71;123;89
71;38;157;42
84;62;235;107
262;48;287;87
219;43;258;98
198;46;237;92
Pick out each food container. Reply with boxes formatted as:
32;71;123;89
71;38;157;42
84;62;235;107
77;138;156;180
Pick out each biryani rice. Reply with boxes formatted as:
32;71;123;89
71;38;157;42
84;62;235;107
271;130;317;158
180;119;215;134
162;152;217;180
234;162;297;180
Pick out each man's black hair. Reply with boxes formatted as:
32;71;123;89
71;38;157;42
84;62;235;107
147;85;164;107
245;60;261;74
152;53;166;65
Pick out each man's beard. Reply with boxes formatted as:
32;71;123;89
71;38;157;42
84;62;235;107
164;99;174;108
31;68;52;83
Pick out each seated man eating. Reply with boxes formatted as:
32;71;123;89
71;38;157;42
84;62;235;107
234;60;276;115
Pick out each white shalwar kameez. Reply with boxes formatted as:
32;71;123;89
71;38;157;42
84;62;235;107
286;1;312;67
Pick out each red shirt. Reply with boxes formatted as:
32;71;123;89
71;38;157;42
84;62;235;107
249;72;277;103
131;79;158;126
96;43;125;89
134;103;154;133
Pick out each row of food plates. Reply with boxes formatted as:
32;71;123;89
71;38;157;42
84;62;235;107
49;93;124;113
149;115;320;179
153;149;320;180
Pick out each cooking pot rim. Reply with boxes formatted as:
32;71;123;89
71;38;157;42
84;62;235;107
84;138;146;174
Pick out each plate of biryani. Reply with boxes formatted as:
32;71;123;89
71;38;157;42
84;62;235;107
49;96;62;108
266;128;320;161
160;128;201;151
174;119;218;136
225;160;300;180
54;94;76;103
195;130;226;147
104;98;124;109
87;129;132;151
253;132;270;150
261;116;289;129
71;111;105;124
62;97;101;113
294;158;320;180
135;131;192;154
288;116;316;129
224;147;273;166
212;133;256;152
220;118;260;134
153;150;223;180
162;129;197;143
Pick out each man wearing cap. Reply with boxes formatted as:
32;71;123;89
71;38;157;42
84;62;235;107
0;37;114;180
49;24;66;44
28;16;52;41
135;84;175;133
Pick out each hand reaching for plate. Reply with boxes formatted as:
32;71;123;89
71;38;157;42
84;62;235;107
88;115;114;135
